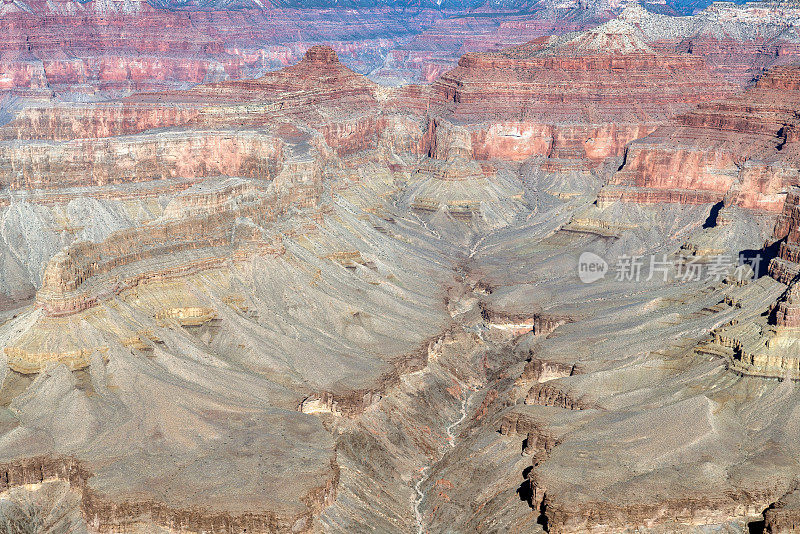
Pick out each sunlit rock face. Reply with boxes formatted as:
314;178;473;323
619;2;800;86
433;19;734;125
600;65;800;212
423;16;734;206
0;0;793;106
0;0;621;101
0;45;456;533
2;2;800;533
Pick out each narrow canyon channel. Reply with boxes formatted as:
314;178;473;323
414;389;473;534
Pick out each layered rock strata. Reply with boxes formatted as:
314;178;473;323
0;45;457;533
601;65;800;212
6;10;800;534
698;186;800;379
619;2;800;86
426;17;733;178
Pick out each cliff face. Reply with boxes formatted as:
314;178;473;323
770;187;800;285
0;46;455;533
0;131;286;190
0;452;340;534
0;0;795;101
603;65;800;212
0;103;201;141
432;19;734;123
427;19;733;172
0;0;618;99
6;7;800;533
620;2;800;86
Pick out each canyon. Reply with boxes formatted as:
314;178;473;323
1;2;800;534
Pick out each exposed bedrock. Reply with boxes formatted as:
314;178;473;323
423;117;656;165
0;103;202;141
619;2;800;85
764;487;800;533
0;131;286;190
0;192;455;531
0;452;340;533
418;16;735;187
603;65;800;212
7;14;800;534
0;7;456;97
430;18;734;125
770;187;800;285
33;172;325;320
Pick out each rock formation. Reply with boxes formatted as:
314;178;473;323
599;64;800;212
428;17;733;179
620;1;800;85
5;5;800;534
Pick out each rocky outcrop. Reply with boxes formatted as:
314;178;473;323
520;357;576;383
525;383;593;410
34;180;314;317
0;454;339;534
621;2;800;85
0;103;201;141
432;28;732;124
604;65;800;212
770;187;800;284
0;455;90;491
425;17;732;174
765;487;800;533
541;491;772;534
481;307;575;338
127;45;381;124
698;186;800;380
299;332;441;417
497;409;559;456
0;131;286;190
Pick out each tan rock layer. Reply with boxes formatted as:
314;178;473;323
36;183;321;316
0;131;285;190
0;455;339;534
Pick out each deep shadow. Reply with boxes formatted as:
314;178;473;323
748;519;765;534
740;239;783;278
703;200;724;229
517;466;533;506
777;126;788;151
616;147;629;172
536;503;549;531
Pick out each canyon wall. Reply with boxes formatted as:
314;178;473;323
602;65;800;212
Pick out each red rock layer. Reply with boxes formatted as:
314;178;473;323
431;36;733;124
0;10;262;95
426;24;733;167
0;103;201;141
126;46;381;126
0;47;424;196
605;65;800;212
774;284;800;329
22;46;421;316
667;37;800;86
0;7;436;96
769;187;800;285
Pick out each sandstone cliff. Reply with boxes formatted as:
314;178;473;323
602;65;800;212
